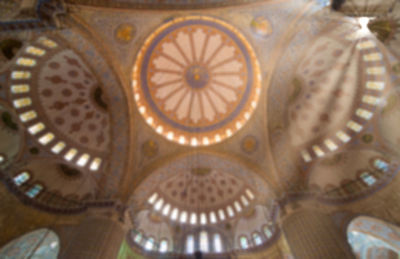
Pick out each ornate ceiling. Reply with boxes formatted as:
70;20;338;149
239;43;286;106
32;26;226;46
0;0;400;257
133;16;261;146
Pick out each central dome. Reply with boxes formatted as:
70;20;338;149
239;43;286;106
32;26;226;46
132;16;261;146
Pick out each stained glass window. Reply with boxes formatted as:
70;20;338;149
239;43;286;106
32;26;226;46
263;225;273;239
13;172;30;186
26;184;43;198
144;237;154;251
213;234;223;253
374;159;389;172
361;172;376;186
0;229;59;258
253;232;262;245
159;239;168;253
240;236;249;249
134;232;143;244
186;235;194;254
199;231;209;252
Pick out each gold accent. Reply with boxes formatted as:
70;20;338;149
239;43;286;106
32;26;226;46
142;140;158;158
115;24;135;42
132;15;262;147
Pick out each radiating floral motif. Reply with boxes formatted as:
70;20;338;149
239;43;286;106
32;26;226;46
150;27;246;125
133;16;261;146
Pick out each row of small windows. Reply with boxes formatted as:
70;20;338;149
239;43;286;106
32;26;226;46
133;231;170;253
11;38;58;77
359;158;389;186
13;172;43;198
239;225;275;249
185;232;223;254
10;37;102;172
133;228;274;254
301;42;386;163
329;158;391;195
358;159;389;187
7;99;102;171
147;189;255;224
373;158;389;172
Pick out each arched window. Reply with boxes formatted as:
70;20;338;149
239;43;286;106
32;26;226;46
190;213;197;225
16;57;36;67
199;231;209;253
186;235;195;254
227;206;235;217
213;233;223;253
180;211;188;223
144;237;155;251
245;189;255;200
159;239;168;253
374;159;389;172
360;172;376;186
13;171;30;186
162;203;171;216
0;228;59;258
241;195;249;206
200;213;207;225
239;236;249;249
218;209;226;221
154;198;164;211
25;184;43;198
347;216;400;258
263;225;273;239
234;201;242;212
252;232;262;246
171;208;179;221
26;46;46;56
133;231;143;245
210;211;217;223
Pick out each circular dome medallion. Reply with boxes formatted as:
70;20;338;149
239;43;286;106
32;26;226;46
133;16;261;146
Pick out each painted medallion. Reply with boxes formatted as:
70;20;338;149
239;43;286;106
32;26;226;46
133;16;261;146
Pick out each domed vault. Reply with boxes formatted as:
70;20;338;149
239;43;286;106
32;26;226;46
0;0;400;259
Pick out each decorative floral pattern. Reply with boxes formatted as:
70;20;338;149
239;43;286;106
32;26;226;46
133;16;261;146
38;49;110;152
9;36;108;171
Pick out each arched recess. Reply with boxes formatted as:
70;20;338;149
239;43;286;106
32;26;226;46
282;210;354;259
0;228;60;258
0;101;23;169
307;149;398;202
347;216;400;259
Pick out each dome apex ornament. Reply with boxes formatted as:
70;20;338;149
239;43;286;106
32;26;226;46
133;16;261;146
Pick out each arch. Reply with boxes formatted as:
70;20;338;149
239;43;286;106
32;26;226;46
159;239;168;253
199;231;209;253
239;235;250;249
252;231;263;246
0;39;22;60
0;102;24;169
213;233;223;253
0;228;60;258
185;234;195;254
347;216;400;258
143;236;155;251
